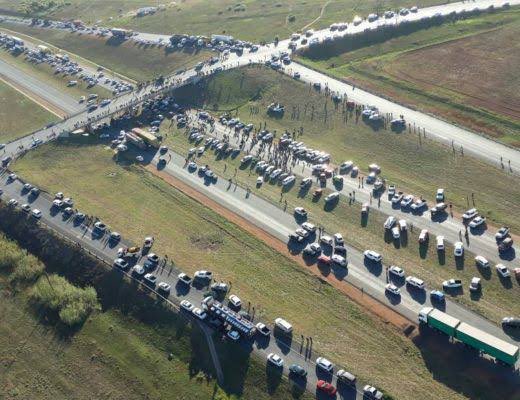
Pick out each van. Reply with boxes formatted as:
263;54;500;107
436;236;445;251
337;369;357;385
274;318;293;334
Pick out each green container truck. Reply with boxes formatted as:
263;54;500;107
419;307;519;367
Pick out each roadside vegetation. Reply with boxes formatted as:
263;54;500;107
173;66;520;233
11;138;517;400
0;21;211;81
297;7;520;147
2;0;444;42
0;79;56;142
0;231;311;400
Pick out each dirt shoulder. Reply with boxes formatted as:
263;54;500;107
145;164;415;334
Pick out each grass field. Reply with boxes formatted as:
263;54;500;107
173;66;520;234
12;139;518;400
0;22;212;81
0;79;56;142
297;8;520;147
1;0;445;42
0;236;309;400
162;124;520;324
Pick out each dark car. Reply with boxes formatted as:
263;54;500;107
502;317;520;329
289;364;307;378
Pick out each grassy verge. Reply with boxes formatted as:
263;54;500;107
173;66;520;233
163;124;520;323
296;8;520;146
0;79;56;142
1;0;445;43
0;22;211;81
11;138;517;400
0;232;311;400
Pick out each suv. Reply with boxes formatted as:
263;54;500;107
443;279;462;289
498;237;513;253
384;216;396;230
475;255;489;268
469;277;481;292
462;208;478;221
454;242;464;257
364;250;382;263
336;369;356;386
406;276;425;290
495;226;510;241
363;385;383;400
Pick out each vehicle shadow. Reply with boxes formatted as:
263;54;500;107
437;250;446;266
455;256;464;270
498;248;516;261
498;275;512;289
363;259;382;277
406;286;426;304
477;265;492;281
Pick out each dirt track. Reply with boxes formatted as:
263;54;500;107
145;164;415;334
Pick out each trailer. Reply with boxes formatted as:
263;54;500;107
419;307;519;367
455;322;519;366
131;128;160;148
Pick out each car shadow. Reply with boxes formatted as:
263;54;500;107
437;250;446;265
265;364;283;394
498;275;512;289
498;248;516;261
336;383;357;400
323;198;339;212
477;265;492;280
455;256;465;270
363;259;382;277
406;287;426;304
385;291;402;305
255;335;271;350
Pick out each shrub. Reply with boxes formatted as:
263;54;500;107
30;274;100;326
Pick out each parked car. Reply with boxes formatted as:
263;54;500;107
418;229;429;243
384;216;396;230
475;255;489;268
255;322;271;336
469;277;481;292
294;207;307;218
364;250;382;263
316;357;334;372
406;276;425;290
178;273;192;285
331;254;347;267
436;188;445;202
180;299;194;312
194;270;213;280
495;226;510;241
454;242;464;257
436;236;445;251
498;237;513;253
430;290;445;302
316;380;337;396
502;317;520;329
324;192;340;203
267;353;283;367
462;208;478;221
385;283;400;296
289;364;307;378
228;294;242;308
443;279;462;289
389;265;405;277
320;235;334;246
363;385;383;400
496;264;510;278
336;369;357;386
302;222;317;232
192;307;207;320
469;216;486;229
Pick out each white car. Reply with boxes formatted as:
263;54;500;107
324;192;340;203
462;208;478;220
391;226;400;240
256;176;263;185
496;264;510;278
229;294;242;308
436;236;445;251
53;199;64;208
454;242;464;257
469;216;486;228
384;216;396;229
303;243;322;256
364;250;382;263
443;279;462;289
475;255;490;268
132;264;145;277
331;254;347;267
316;357;333;372
158;282;171;293
180;299;194;312
389;265;405;278
192;307;207;320
495;226;510;241
406;276;425;290
31;209;42;219
333;233;344;245
320;235;333;246
294;207;307;217
400;194;414;208
385;283;400;296
267;353;284;367
301;222;316;232
194;270;213;280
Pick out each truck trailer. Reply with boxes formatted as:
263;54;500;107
131;128;160;148
419;307;519;367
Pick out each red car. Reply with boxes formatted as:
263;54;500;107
316;380;337;396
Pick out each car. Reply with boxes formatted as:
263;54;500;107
180;299;194;312
159;145;168;154
289;364;307;378
113;258;128;270
502;317;520;329
31;209;42;219
389;265;405;278
496;264;510;278
387;185;396;196
229;294;242;308
324;192;340;203
495;226;510;241
144;273;157;286
301;222;317;232
385;283;400;296
316;357;333;372
331;254;347;267
131;264;145;277
475;255;489;268
256;176;263;185
8;198;18;207
158;282;171;293
400;194;414;208
391;226;400;240
54;192;64;200
454;242;464;257
29;187;40;197
406;276;425;290
469;277;481;292
303;242;322;256
294;207;307;218
316;380;336;396
498;237;514;252
430;290;445;302
110;232;121;242
143;236;154;248
192;307;207;320
443;279;462;289
147;253;160;263
255;322;271;336
63;197;74;207
74;213;85;222
194;270;213;280
21;203;31;213
462;208;478;221
364;250;382;263
363;385;383;400
419;229;429;243
436;188;445;202
469;216;486;229
384;216;396;230
336;369;357;385
436;236;445;251
211;282;229;293
320;235;334;246
267;353;283;367
391;192;403;204
8;173;17;181
94;221;106;232
23;183;33;191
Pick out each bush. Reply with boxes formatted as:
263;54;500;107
30;274;100;326
0;233;44;283
288;15;296;22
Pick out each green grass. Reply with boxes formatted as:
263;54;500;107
11;138;518;400
0;233;311;400
0;22;211;81
173;66;520;234
2;0;445;43
0;79;56;142
163;125;520;324
297;8;520;147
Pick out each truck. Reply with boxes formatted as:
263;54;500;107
111;28;133;38
419;307;519;367
125;131;146;149
131;128;160;148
